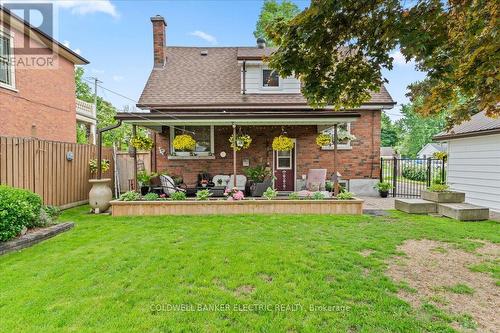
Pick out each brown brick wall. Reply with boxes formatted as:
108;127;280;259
0;22;77;142
154;110;381;185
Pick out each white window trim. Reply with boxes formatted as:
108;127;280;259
169;125;215;159
0;27;16;92
320;123;353;150
260;66;282;90
276;150;293;170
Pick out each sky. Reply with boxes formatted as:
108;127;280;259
5;0;426;120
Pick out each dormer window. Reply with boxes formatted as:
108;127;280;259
262;69;279;87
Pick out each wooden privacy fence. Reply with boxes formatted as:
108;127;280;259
0;136;114;208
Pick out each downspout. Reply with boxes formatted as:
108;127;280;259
97;120;122;179
242;61;246;95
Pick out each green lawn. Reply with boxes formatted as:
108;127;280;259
0;206;498;332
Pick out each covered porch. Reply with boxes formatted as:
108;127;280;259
115;110;361;197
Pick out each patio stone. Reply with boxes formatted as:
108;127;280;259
395;199;437;214
437;203;489;221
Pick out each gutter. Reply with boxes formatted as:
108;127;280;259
433;127;500;141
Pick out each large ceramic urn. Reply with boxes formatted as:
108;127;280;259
89;178;112;213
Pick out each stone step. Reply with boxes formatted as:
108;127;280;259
395;199;437;214
437;203;490;221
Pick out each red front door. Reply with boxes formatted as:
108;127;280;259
274;145;295;191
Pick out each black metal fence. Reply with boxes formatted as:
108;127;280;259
380;157;446;197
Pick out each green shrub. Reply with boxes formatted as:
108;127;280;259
288;192;300;200
195;189;212;201
311;192;326;200
336;191;355;200
38;205;60;227
119;191;141;201
143;192;159;201
374;182;393;192
0;186;42;241
428;184;449;192
170;191;187;201
402;165;427;182
263;187;277;200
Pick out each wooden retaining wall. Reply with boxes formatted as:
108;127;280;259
0;136;114;207
110;199;364;216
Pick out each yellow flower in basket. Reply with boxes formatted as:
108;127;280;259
173;134;196;151
315;133;332;146
272;135;294;151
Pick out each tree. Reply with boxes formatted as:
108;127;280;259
267;0;499;126
381;112;400;147
395;103;446;158
74;67;146;148
253;0;299;47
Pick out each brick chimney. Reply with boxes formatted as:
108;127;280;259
151;15;167;67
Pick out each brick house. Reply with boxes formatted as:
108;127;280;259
0;6;89;142
116;15;395;195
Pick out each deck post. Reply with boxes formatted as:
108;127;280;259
333;124;339;196
232;124;237;188
132;125;138;192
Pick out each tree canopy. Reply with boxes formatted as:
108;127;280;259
381;112;400;147
267;0;499;126
75;67;145;148
254;0;300;47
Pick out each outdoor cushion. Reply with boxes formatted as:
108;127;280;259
306;169;327;191
212;175;230;187
227;175;247;191
160;175;186;195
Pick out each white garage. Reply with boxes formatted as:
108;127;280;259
434;112;500;212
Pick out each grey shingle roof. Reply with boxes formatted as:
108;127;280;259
434;111;500;140
138;47;395;109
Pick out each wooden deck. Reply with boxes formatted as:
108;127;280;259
110;198;364;216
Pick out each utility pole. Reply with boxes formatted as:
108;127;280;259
88;77;102;116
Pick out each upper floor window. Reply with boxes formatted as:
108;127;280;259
0;31;15;89
262;69;279;87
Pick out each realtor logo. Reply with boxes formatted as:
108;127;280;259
1;2;58;68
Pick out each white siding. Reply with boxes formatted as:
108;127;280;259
447;134;500;211
243;63;301;94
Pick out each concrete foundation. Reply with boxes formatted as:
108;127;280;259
349;179;379;197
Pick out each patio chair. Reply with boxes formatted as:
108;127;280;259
227;175;247;191
298;169;331;198
160;174;186;196
212;175;230;188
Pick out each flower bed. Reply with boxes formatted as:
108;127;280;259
110;198;364;216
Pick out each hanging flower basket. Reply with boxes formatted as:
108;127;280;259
172;134;196;152
272;135;294;151
337;129;356;142
229;134;252;151
130;136;153;151
315;133;332;146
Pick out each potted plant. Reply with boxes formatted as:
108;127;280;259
374;182;393;198
244;165;272;197
421;184;465;203
224;187;244;201
88;159;112;213
137;171;158;195
130;136;154;151
316;133;332;146
172;134;196;156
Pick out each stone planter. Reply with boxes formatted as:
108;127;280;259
421;190;465;203
89;178;113;213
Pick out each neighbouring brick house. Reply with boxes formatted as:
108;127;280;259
116;15;395;195
0;6;89;142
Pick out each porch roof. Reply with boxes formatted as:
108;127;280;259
115;110;361;127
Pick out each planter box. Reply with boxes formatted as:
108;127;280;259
421;190;465;203
110;198;364;216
